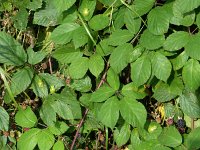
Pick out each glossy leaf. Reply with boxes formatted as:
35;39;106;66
186;127;200;150
151;52;172;82
69;57;89;79
90;85;115;102
17;128;40;150
179;91;200;118
131;55;151;87
182;59;200;91
107;29;133;46
89;54;104;77
0;106;9;131
140;29;165;50
10;67;34;96
71;76;92;92
15;107;37;128
147;7;170;35
27;48;46;65
158;126;182;147
0;32;27;66
185;33;200;60
114;123;131;147
164;31;190;51
171;51;189;70
120;97;147;127
89;14;110;31
37;129;55;150
51;23;80;44
98;96;119;129
110;43;133;73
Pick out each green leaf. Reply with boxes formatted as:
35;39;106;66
121;82;147;99
52;46;82;64
196;12;200;29
107;68;120;90
131;128;141;148
124;8;141;34
39;73;65;91
98;96;119;129
120;97;147;127
110;43;133;73
179;91;200;118
47;0;76;12
113;7;126;29
186;127;200;150
173;0;200;14
129;45;145;63
96;39;115;56
51;23;80;44
78;0;96;21
131;55;151;87
147;6;170;35
158;126;182;147
164;31;190;51
10;67;34;96
53;140;64;150
27;48;46;65
140;29;165;50
0;106;9;131
151;52;172;82
90;85;115;102
18;128;40;150
0;32;27;66
131;0;155;17
71;76;92;92
182;59;200;91
114;123;131;147
15;106;37;128
171;51;189;70
89;14;110;31
12;8;28;31
185;33;200;60
69;57;89;79
72;26;88;49
37;129;55;150
98;0;121;7
49;121;69;136
40;97;57;126
31;74;49;98
27;0;43;10
107;29;133;46
89;54;104;77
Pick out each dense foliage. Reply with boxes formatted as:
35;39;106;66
1;0;200;149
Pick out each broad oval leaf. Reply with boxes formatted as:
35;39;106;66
90;85;115;102
17;128;40;150
89;54;104;77
109;43;133;73
107;68;120;90
164;31;190;51
51;23;80;44
186;127;200;150
88;14;110;31
120;97;147;127
151;52;172;82
158;126;182;147
68;57;89;79
114;123;131;147
107;29;133;46
182;59;200;91
53;140;65;150
98;96;119;129
179;91;200;118
140;29;165;50
147;6;170;35
185;33;200;60
10;67;34;96
131;55;151;87
15;106;37;128
37;129;55;150
27;48;46;65
171;51;189;70
0;106;9;131
0;32;27;66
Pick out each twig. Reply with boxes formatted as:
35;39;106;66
48;57;53;74
70;62;110;150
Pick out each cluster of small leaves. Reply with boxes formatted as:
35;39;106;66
1;0;200;149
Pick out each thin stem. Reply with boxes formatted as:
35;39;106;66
105;127;108;150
